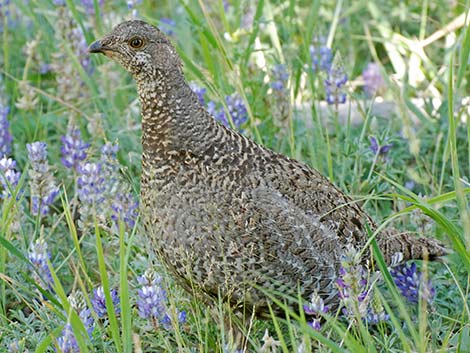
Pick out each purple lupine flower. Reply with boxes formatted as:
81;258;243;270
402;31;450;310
225;94;248;128
136;271;167;320
210;94;248;129
70;26;92;73
310;37;333;72
100;142;139;229
161;309;187;329
80;0;104;15
77;162;105;205
159;17;176;36
111;192;139;228
56;293;94;352
390;262;435;304
101;142;119;157
0;1;12;33
127;0;142;16
336;246;370;319
189;82;207;106
79;307;94;336
369;136;393;157
0;104;12;156
61;128;90;171
91;286;120;318
366;306;389;325
27;142;59;216
303;292;329;330
365;291;389;324
324;55;348;106
270;64;289;91
362;63;384;96
56;323;79;353
405;180;415;190
0;156;21;199
28;238;53;289
76;161;108;229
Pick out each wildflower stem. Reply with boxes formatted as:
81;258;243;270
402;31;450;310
94;222;123;353
366;151;379;182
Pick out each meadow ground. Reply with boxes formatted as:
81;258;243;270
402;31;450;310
1;1;470;352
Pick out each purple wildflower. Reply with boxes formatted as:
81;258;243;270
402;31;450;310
0;156;21;199
70;26;92;73
28;239;53;289
405;180;415;190
161;309;187;329
366;306;389;325
362;63;385;96
61;128;89;171
127;0;142;16
0;1;12;33
159;17;176;36
136;271;167;320
111;192;139;228
310;37;333;72
56;323;79;353
303;292;329;330
390;262;435;304
189;82;207;106
100;142;139;229
270;64;289;91
56;293;94;352
27;142;59;216
91;286;120;318
0;104;12;156
210;94;248;128
369;136;393;157
324;55;348;106
101;142;119;157
79;0;104;15
365;291;389;325
225;94;248;127
77;162;105;205
336;246;370;319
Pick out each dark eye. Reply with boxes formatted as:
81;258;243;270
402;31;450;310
129;37;144;49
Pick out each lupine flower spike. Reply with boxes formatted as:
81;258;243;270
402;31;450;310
28;238;53;290
310;36;333;72
56;292;94;352
336;245;370;320
0;104;12;156
324;53;348;107
61;127;90;172
390;262;435;304
27;142;59;216
91;285;121;318
303;291;329;330
0;156;21;199
362;63;385;96
136;270;186;329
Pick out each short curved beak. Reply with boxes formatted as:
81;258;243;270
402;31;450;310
88;40;111;54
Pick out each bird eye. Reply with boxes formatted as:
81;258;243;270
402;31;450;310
129;37;144;49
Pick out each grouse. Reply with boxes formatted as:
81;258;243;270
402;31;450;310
88;20;446;316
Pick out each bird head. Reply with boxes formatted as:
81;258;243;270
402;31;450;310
88;20;181;77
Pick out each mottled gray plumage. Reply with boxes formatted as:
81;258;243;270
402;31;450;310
89;20;446;316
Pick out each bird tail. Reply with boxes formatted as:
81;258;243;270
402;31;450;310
377;229;448;264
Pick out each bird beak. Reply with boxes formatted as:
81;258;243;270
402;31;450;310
88;40;112;55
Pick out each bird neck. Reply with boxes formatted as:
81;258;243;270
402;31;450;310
136;69;217;162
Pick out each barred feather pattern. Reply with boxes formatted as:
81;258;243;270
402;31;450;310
90;20;447;315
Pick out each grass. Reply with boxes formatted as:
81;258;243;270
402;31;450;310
1;0;470;352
